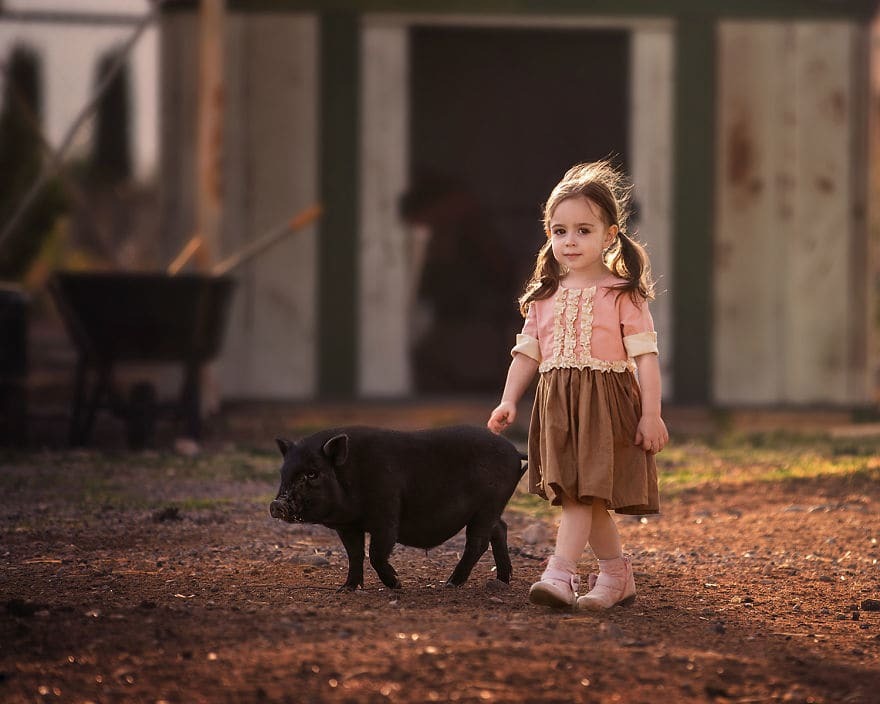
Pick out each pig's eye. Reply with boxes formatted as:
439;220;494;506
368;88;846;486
303;470;319;481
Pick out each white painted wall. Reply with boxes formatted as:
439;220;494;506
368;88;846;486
0;0;158;180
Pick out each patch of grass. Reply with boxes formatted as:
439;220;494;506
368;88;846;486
506;433;880;516
658;436;880;496
173;497;234;511
506;490;555;518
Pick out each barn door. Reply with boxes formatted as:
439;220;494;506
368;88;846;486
406;25;631;392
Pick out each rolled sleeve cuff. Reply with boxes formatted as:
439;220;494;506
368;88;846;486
624;331;658;358
511;334;541;363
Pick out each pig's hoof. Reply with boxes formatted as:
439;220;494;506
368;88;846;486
337;583;360;593
485;579;511;592
443;580;462;589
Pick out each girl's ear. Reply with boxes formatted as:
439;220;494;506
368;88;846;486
605;225;619;247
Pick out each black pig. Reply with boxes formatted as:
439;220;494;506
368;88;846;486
269;425;526;591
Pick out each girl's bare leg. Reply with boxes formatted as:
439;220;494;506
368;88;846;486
554;494;593;564
587;500;622;559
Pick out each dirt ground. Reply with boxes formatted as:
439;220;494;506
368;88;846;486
2;426;879;703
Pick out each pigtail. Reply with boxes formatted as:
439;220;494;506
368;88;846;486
518;240;562;317
606;231;655;303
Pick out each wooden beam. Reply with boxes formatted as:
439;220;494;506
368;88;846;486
194;0;224;268
200;0;880;21
318;10;360;397
672;15;717;404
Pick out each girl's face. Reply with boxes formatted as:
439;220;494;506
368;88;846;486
548;196;618;280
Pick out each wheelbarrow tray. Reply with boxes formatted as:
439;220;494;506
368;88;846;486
48;271;236;447
49;271;235;364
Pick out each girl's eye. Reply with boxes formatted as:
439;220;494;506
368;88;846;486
578;228;591;236
552;229;566;237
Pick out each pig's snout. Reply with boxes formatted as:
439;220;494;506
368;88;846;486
269;499;289;520
270;497;303;522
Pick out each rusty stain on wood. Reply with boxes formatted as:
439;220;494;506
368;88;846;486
727;116;756;187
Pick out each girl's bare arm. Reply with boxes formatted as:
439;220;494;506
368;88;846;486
487;354;539;433
633;353;669;453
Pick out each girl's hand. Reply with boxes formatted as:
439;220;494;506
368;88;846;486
487;401;516;434
634;414;668;454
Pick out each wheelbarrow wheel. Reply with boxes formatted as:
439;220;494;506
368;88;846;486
126;382;157;450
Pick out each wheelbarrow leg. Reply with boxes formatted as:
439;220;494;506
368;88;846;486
181;362;202;440
68;358;89;446
69;360;109;447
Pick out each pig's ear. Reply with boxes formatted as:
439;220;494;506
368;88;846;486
321;434;349;466
276;438;294;457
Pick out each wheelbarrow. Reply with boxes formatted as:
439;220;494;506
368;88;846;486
47;205;321;449
49;271;235;448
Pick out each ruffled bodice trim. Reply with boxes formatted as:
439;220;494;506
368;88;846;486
537;287;636;374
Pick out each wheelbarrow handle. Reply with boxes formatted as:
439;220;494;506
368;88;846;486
167;236;204;275
211;203;323;277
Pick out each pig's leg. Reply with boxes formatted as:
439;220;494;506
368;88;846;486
446;523;491;587
336;527;365;591
368;529;402;589
489;519;513;583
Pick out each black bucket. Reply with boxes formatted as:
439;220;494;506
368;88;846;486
0;284;28;446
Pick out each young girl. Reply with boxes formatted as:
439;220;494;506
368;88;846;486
487;160;668;611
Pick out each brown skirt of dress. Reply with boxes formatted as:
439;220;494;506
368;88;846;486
528;367;660;515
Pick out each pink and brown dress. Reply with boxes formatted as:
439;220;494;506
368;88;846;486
512;277;660;514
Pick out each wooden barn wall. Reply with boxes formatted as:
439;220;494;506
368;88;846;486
714;20;870;405
160;13;318;400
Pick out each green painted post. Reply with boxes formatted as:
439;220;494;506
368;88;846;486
318;11;360;397
672;15;717;404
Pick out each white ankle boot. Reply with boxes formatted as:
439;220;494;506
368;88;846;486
576;556;636;610
529;555;579;609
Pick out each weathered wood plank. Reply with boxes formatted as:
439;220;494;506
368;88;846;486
358;23;410;396
786;22;855;403
715;21;865;404
715;22;788;403
630;26;674;399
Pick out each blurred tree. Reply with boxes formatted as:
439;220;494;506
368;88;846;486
0;46;67;280
88;46;132;185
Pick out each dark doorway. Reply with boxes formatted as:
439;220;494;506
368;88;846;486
404;25;631;393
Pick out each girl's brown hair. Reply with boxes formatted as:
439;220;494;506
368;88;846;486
518;160;655;316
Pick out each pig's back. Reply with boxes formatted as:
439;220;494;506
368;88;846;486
385;426;524;548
